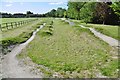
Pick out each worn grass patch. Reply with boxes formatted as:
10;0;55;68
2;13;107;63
20;19;118;78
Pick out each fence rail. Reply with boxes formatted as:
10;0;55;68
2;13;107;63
0;19;38;31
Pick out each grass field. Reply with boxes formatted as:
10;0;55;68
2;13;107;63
1;18;36;23
0;18;47;54
1;20;39;41
80;23;120;40
19;19;118;78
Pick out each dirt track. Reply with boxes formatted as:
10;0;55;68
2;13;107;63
80;25;119;47
1;24;45;78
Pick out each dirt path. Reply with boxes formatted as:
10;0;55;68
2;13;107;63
1;23;46;78
60;18;75;26
65;20;75;26
79;25;119;47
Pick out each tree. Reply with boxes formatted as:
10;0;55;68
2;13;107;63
80;2;96;23
93;2;119;25
26;11;33;17
95;2;110;24
67;2;86;20
110;2;120;16
45;7;66;18
56;8;66;18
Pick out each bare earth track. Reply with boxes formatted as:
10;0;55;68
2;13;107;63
79;25;119;47
1;24;45;78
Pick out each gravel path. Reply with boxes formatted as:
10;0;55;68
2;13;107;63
65;20;75;26
80;25;119;47
1;23;46;78
60;18;75;26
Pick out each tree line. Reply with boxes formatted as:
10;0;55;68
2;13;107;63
67;2;120;25
0;2;119;25
0;11;46;18
0;8;67;18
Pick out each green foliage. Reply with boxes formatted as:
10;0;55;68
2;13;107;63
67;2;119;25
110;2;120;16
38;20;54;37
100;60;118;77
45;8;66;18
56;8;66;18
80;2;96;23
67;2;86;19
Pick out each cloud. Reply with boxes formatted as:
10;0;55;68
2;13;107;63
5;2;13;7
20;2;23;5
49;2;65;5
5;4;12;7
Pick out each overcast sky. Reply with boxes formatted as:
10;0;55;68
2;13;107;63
0;1;68;14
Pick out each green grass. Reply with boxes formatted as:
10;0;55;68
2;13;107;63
100;59;118;77
1;20;39;41
81;23;120;40
1;18;36;23
20;19;118;78
0;18;47;55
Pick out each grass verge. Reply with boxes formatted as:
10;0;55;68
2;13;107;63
81;23;119;40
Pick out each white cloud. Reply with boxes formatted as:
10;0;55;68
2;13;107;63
20;2;23;5
5;4;12;7
49;2;64;5
5;2;13;7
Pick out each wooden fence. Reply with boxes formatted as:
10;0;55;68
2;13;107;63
0;19;38;31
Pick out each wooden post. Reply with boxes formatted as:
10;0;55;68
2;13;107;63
21;21;22;25
11;22;13;28
0;24;2;31
15;22;17;27
22;21;23;25
6;23;9;30
18;22;20;26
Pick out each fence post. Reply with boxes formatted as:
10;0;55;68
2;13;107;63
22;21;23;25
0;24;2;31
21;21;22;25
11;22;13;29
18;22;20;26
6;23;9;30
15;22;17;27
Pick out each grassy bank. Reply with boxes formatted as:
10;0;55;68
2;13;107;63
81;23;119;40
19;19;118;78
1;18;46;55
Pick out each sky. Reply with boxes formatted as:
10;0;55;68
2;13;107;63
0;1;68;14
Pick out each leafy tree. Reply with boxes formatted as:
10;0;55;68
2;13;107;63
93;2;119;25
80;2;96;23
110;2;120;16
26;11;33;17
67;2;86;20
45;7;66;18
94;2;110;24
56;8;66;18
